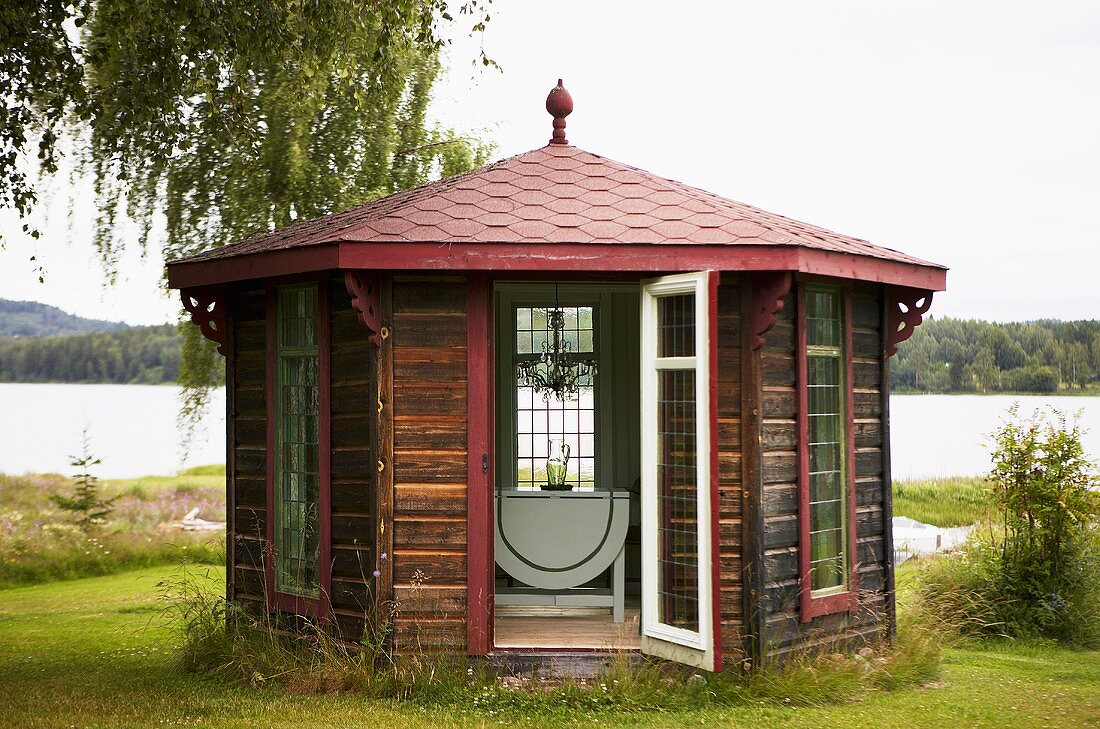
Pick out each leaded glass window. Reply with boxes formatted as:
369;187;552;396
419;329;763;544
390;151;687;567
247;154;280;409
275;284;321;598
514;305;596;490
805;287;847;593
655;292;699;632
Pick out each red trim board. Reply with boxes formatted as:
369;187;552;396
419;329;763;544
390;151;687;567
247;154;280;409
466;274;493;656
707;270;723;671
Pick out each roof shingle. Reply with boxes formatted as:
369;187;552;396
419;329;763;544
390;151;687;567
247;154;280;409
172;144;941;270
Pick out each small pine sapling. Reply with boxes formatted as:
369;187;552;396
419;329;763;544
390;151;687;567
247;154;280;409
50;430;118;532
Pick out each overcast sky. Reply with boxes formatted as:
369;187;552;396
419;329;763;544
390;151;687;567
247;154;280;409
1;1;1097;325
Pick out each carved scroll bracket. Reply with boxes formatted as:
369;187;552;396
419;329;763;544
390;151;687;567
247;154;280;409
749;272;793;349
886;287;933;357
180;286;228;356
344;271;385;346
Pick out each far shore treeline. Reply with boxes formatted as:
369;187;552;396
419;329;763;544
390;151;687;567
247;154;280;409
895;317;1100;394
0;325;185;385
1;309;1099;393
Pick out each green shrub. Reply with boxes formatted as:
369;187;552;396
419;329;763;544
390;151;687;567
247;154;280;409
916;406;1100;646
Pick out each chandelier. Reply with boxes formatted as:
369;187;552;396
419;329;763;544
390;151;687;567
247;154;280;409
516;293;598;402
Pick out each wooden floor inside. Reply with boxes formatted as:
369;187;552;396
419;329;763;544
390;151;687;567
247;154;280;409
494;602;642;650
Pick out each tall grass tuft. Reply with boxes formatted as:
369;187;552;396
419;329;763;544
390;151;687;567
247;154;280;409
163;571;945;718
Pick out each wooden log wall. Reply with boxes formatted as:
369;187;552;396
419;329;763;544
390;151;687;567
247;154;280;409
756;282;890;658
227;286;269;608
328;276;377;641
715;277;744;668
390;275;469;652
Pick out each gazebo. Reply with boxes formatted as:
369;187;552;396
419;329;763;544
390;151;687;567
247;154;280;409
168;80;945;672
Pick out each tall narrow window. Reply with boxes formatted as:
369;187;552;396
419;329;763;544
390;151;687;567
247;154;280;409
513;305;597;490
640;271;714;668
655;293;699;631
275;284;320;598
803;287;849;595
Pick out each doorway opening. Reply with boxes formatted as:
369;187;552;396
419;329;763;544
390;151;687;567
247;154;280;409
492;282;642;651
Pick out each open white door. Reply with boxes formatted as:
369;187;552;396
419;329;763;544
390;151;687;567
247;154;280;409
640;271;718;671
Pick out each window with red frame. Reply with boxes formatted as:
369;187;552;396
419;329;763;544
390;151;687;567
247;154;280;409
799;284;856;618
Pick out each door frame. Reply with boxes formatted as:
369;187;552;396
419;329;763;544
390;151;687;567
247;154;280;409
467;271;722;670
638;270;722;671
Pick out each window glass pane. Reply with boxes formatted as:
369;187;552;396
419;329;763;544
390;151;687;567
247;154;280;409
275;285;320;599
807;315;846;592
514;304;597;491
657;368;699;632
806;289;841;348
657;294;695;358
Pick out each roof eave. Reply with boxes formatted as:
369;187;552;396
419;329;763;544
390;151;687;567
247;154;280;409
167;241;946;292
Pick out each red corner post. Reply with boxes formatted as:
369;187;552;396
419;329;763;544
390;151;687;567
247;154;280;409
466;274;493;655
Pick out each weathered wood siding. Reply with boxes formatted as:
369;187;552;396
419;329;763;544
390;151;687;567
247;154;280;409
716;276;744;667
227;286;268;607
390;275;469;652
757;282;889;657
328;276;377;641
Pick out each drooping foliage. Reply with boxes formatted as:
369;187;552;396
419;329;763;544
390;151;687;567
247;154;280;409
79;1;493;270
1;1;494;249
2;1;494;444
0;0;91;251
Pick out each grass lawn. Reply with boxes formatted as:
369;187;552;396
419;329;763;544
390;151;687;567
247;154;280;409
0;565;1097;728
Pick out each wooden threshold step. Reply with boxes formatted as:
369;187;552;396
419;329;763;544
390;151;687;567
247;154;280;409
482;650;642;679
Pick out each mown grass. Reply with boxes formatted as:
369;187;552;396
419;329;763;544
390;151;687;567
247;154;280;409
0;564;1097;727
893;476;990;527
0;465;224;588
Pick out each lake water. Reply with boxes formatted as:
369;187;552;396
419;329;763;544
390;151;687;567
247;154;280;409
1;384;1098;479
0;383;226;478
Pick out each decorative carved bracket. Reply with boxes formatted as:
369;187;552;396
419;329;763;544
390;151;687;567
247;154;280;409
344;271;385;346
886;287;933;357
180;287;228;356
749;272;793;349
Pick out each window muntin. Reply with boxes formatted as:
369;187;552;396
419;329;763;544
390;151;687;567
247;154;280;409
513;305;597;490
275;284;321;598
655;331;699;632
805;287;847;594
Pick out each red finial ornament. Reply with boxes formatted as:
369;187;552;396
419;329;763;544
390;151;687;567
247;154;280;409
546;78;573;145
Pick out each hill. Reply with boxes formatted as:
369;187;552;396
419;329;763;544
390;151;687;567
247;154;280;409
0;299;127;338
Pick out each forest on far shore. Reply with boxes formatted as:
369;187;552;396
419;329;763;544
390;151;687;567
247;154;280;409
0;313;1098;393
893;317;1100;394
0;325;182;385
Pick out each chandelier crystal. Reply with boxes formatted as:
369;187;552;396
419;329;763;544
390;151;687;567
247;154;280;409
516;300;598;402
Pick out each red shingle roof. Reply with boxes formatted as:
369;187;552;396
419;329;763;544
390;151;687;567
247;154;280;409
173;144;942;270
